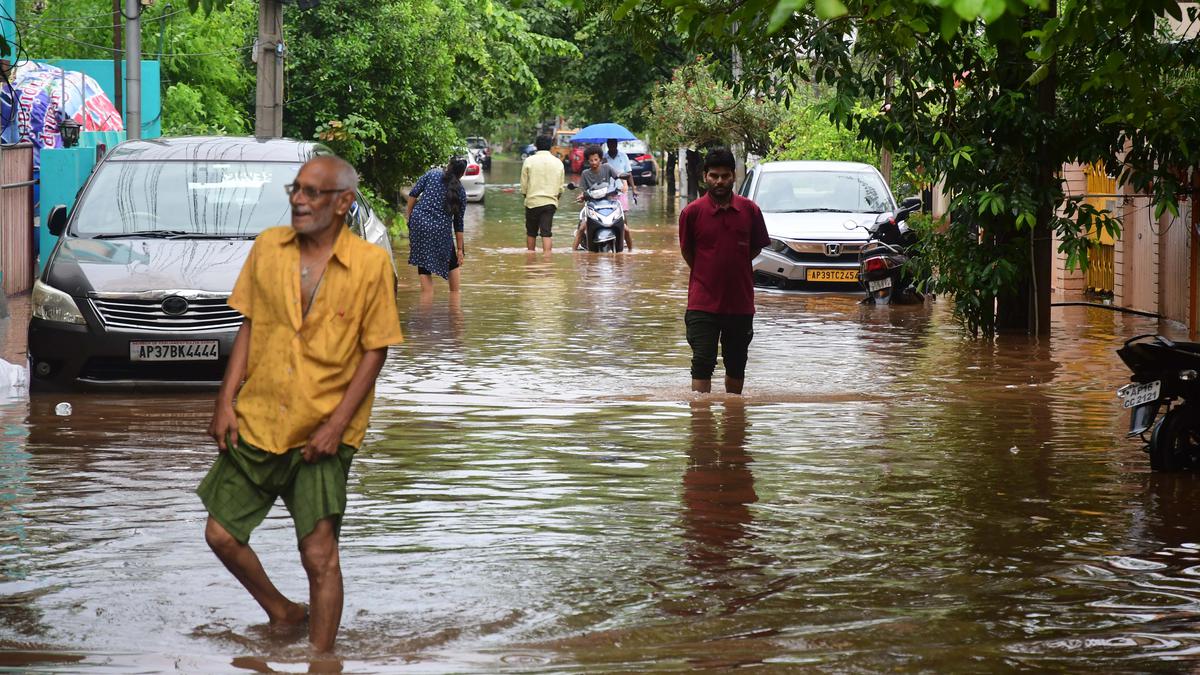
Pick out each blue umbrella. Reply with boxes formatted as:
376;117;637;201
571;122;637;143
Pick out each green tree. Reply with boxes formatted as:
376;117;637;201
645;57;782;155
649;0;1200;336
511;0;689;140
448;0;576;137
767;96;874;164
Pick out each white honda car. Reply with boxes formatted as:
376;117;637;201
459;149;485;203
743;160;905;291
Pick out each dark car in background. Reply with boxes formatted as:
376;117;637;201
466;136;491;170
618;139;657;185
29;136;395;390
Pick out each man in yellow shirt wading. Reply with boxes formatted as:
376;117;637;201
198;155;403;652
520;134;565;253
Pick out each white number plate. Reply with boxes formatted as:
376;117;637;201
868;277;892;292
1118;380;1161;409
130;340;220;362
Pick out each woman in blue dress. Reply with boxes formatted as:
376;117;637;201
405;157;468;295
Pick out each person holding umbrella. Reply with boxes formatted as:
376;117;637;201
570;123;640;251
604;138;638;204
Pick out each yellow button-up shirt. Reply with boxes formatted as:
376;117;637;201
227;225;403;454
520;150;565;209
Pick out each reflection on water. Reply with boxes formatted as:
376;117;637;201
1;159;1198;671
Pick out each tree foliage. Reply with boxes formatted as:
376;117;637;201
767;95;874;164
507;0;690;141
649;0;1200;336
646;57;782;154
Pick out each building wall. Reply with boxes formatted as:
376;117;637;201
1160;202;1193;325
1117;187;1160;314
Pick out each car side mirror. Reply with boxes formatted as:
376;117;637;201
48;205;68;237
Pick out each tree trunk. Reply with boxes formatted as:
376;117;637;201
995;12;1055;336
1030;5;1057;337
666;151;677;196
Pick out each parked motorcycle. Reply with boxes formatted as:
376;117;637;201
851;196;924;305
568;179;626;253
1116;334;1200;471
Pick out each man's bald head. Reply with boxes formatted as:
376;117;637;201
308;155;359;192
290;155;359;238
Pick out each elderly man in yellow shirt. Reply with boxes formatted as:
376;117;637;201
198;155;402;653
520;135;565;253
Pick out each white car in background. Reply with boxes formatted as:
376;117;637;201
743;160;902;291
460;149;485;203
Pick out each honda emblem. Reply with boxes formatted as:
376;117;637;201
825;243;841;257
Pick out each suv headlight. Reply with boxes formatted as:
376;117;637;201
767;238;789;253
32;280;86;324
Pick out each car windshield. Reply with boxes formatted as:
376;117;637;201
618;140;647;154
72;160;300;236
753;170;892;214
466;138;487;149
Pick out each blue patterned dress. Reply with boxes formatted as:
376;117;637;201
407;168;467;279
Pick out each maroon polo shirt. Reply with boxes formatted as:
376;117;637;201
679;192;771;315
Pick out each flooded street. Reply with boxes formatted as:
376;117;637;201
3;158;1200;672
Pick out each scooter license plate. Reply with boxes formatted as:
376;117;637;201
1128;402;1159;436
1117;380;1161;409
868;277;892;292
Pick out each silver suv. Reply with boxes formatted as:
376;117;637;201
30;136;394;390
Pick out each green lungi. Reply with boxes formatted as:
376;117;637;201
197;438;356;545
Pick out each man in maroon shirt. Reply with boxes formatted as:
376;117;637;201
679;148;771;394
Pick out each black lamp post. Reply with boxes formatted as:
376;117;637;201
60;117;81;148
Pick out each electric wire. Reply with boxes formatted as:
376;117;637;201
14;19;254;58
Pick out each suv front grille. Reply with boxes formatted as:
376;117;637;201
89;294;242;333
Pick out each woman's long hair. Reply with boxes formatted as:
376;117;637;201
442;157;468;216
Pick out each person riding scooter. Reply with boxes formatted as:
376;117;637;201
573;146;634;251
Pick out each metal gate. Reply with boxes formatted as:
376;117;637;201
1084;164;1117;295
0;143;34;296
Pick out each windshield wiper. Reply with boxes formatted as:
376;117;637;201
91;230;192;239
90;231;257;240
177;233;258;239
774;208;846;213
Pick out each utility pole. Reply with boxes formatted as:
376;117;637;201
731;30;745;186
112;0;122;114
124;0;140;139
255;0;284;138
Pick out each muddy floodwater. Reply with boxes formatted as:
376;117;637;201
2;159;1198;672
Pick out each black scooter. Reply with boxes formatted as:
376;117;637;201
854;196;924;305
1116;334;1200;471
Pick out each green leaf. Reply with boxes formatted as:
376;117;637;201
769;0;808;33
613;0;640;20
814;0;849;19
1025;63;1050;86
940;9;960;41
979;0;1005;22
953;0;984;21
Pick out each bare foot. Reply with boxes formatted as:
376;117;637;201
270;601;309;626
